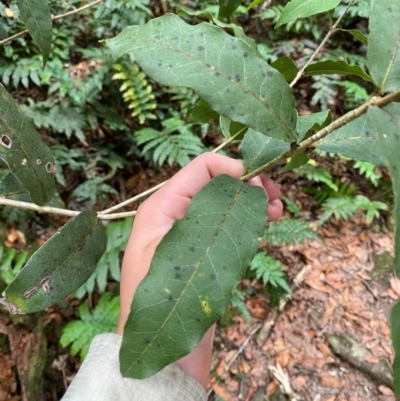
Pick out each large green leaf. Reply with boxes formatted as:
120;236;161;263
368;104;400;276
242;129;289;173
120;175;267;379
391;300;400;394
106;14;298;142
271;56;299;82
275;0;341;28
305;60;373;82
16;0;52;66
297;110;331;142
0;210;106;314
0;85;55;206
218;0;241;19
367;0;400;92
314;114;387;166
219;115;247;139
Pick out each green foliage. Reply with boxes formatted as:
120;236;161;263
135;117;206;167
231;288;251;323
297;163;338;191
319;195;388;225
264;219;319;246
353;160;382;187
249;252;291;294
0;246;28;285
75;217;132;299
60;292;120;360
112;61;157;124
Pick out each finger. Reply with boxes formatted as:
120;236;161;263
260;175;281;201
267;199;283;222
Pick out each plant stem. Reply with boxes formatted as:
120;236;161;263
99;130;245;215
289;0;355;88
0;0;104;47
241;89;400;181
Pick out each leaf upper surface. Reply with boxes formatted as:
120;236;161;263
16;0;52;65
367;0;400;91
120;174;267;379
368;104;400;276
0;210;107;313
0;84;55;205
106;14;298;142
276;0;341;28
315;114;387;166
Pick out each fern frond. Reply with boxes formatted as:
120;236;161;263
297;163;338;191
353;160;382;187
112;61;157;124
60;293;120;360
135;118;205;167
264;219;319;246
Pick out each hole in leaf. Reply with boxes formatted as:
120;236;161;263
21;158;27;165
45;162;56;175
36;159;42;165
0;135;11;148
23;286;38;299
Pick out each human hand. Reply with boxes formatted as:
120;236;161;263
116;153;283;388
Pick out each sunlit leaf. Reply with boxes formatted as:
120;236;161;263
0;210;107;314
16;0;52;65
106;14;298;142
0;84;55;206
275;0;341;28
120;175;267;379
368;104;400;276
367;0;400;91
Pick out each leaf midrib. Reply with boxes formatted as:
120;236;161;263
127;180;245;373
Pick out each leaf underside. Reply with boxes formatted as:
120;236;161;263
315;114;387;166
0;210;107;313
120;174;267;379
0;84;55;205
106;14;298;142
368;104;400;276
367;0;400;91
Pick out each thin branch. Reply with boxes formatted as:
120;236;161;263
0;0;104;47
241;88;400;181
99;130;245;215
289;0;355;88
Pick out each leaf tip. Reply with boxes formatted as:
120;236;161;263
0;297;24;314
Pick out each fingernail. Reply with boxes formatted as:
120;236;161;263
270;199;283;209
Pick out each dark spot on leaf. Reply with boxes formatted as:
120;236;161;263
0;135;11;148
158;62;162;67
198;45;204;51
210;274;216;279
230;106;235;110
144;289;149;293
262;72;266;78
243;52;248;58
144;339;151;344
365;131;370;137
189;245;195;252
196;220;200;224
186;217;190;220
234;74;240;82
267;71;273;77
267;127;271;132
173;36;178;41
226;88;230;93
195;317;201;322
223;266;227;270
232;45;237;50
215;72;220;77
175;272;182;279
168;295;173;301
155;35;161;39
388;7;392;12
168;64;173;69
227;75;232;81
224;189;228;192
174;266;181;271
199;32;204;36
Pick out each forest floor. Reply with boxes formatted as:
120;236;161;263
0;164;397;401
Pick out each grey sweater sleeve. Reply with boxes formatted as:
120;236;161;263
61;333;207;401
